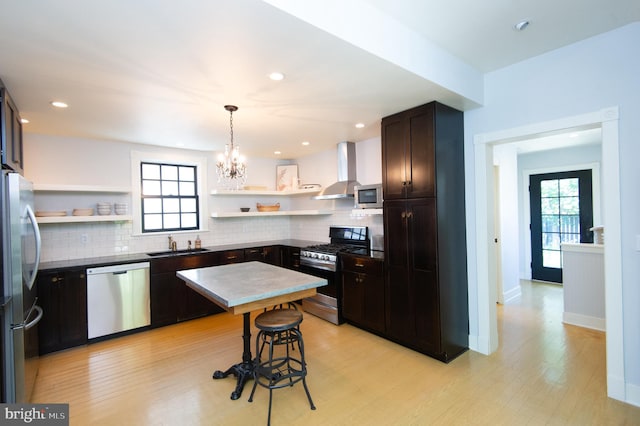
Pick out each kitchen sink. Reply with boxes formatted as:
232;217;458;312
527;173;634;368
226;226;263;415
147;248;210;257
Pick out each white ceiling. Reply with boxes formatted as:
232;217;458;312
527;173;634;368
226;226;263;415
0;0;637;159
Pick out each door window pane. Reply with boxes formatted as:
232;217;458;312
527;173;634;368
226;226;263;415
559;178;579;196
540;180;559;197
538;177;585;269
543;250;561;268
541;198;559;215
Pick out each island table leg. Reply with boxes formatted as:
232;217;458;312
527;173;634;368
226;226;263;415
213;312;255;400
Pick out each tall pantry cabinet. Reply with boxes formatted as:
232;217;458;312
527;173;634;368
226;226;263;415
382;101;468;362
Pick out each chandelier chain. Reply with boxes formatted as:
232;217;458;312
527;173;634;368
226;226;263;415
229;109;234;147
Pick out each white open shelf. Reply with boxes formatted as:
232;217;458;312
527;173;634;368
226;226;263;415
351;208;383;216
210;188;320;196
36;215;133;224
34;184;131;193
211;210;332;218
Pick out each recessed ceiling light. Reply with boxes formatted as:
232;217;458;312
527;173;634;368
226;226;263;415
301;141;310;146
274;151;281;155
269;72;285;81
355;123;365;129
50;101;68;108
20;118;29;124
514;20;530;31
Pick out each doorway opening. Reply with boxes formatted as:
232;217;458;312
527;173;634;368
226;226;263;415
472;106;624;400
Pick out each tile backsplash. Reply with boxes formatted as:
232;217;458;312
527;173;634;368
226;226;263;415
38;211;384;262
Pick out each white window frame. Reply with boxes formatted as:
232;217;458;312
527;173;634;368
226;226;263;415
131;151;208;236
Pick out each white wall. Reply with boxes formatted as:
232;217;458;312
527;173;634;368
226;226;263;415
493;144;519;302
465;22;640;404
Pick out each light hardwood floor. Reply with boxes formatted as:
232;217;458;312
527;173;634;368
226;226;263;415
32;281;640;425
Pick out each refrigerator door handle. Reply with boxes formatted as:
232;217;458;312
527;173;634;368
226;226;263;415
11;298;43;331
23;305;43;331
24;204;42;290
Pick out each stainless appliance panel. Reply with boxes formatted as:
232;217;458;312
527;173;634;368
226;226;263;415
297;263;340;325
354;183;383;209
2;171;42;403
87;262;150;339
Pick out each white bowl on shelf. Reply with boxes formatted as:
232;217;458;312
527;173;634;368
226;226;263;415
114;203;128;215
97;202;112;215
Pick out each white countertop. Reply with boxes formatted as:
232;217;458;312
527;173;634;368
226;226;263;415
176;261;327;314
561;243;604;254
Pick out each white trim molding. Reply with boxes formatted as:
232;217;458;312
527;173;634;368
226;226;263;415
471;107;625;402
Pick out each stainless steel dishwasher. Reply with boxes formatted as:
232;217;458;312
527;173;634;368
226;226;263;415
86;262;151;339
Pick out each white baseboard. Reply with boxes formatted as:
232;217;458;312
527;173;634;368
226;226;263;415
563;311;606;331
468;333;492;355
503;286;521;303
608;374;626;402
626;382;640;408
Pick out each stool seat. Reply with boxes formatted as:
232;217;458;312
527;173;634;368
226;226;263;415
255;309;303;332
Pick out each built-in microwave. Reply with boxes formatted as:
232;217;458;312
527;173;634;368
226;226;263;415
354;184;383;209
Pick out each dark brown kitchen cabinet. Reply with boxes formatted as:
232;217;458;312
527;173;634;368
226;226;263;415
219;249;245;264
150;252;223;327
37;269;88;355
281;246;300;270
244;246;281;265
382;102;435;200
0;84;24;175
382;101;468;363
384;198;440;350
341;254;385;333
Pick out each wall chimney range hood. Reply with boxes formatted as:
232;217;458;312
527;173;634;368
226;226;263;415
313;141;360;200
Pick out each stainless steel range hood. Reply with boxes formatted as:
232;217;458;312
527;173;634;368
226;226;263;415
313;141;360;200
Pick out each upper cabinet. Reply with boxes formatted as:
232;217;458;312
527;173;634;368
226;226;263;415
382;103;436;200
1;84;24;175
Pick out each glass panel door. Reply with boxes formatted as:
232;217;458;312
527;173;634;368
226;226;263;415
530;170;593;283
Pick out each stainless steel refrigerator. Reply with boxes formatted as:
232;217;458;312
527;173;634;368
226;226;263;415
1;170;42;402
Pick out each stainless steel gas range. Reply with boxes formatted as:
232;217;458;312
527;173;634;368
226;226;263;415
299;226;369;325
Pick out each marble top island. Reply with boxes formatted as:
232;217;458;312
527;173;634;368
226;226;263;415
176;261;327;314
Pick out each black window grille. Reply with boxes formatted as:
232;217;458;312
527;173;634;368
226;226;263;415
140;162;199;233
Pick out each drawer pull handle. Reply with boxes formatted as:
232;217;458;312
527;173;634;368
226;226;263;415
355;263;365;268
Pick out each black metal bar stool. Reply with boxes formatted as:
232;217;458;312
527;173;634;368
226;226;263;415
248;308;315;425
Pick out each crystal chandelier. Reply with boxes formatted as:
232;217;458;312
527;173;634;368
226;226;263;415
216;105;246;189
